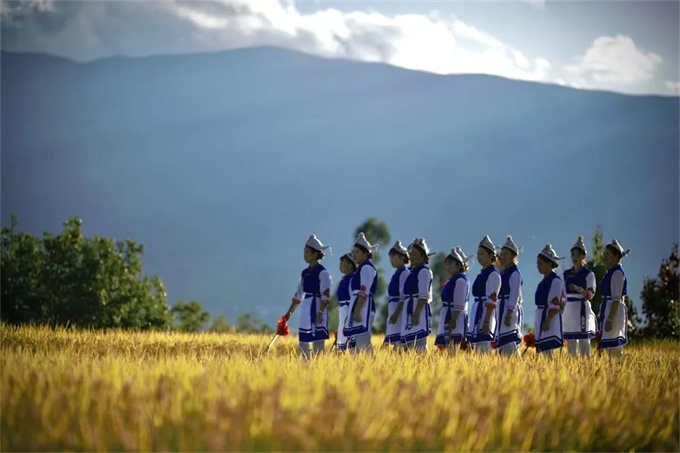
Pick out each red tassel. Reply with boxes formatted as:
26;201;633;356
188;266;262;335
276;316;290;336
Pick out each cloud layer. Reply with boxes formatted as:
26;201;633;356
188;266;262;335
566;34;663;87
1;0;676;95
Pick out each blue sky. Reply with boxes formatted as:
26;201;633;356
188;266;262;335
2;0;678;96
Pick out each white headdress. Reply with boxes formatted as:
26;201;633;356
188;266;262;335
606;239;631;258
409;237;436;257
341;251;357;266
478;235;497;254
305;234;332;255
571;235;587;254
354;232;379;254
390;240;409;256
501;235;522;255
449;246;472;266
538;244;564;265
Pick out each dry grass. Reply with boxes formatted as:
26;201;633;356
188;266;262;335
1;324;678;452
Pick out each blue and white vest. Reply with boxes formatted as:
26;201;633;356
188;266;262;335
301;264;326;298
404;264;431;297
337;273;354;307
388;266;409;303
442;273;470;308
599;264;628;324
563;266;594;303
351;259;377;312
535;272;560;308
472;265;500;303
499;264;522;306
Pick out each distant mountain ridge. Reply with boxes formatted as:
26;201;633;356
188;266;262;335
2;46;678;326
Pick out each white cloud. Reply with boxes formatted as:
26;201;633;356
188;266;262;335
665;81;680;95
452;20;505;49
565;34;663;86
173;4;230;30
1;0;553;85
2;1;671;95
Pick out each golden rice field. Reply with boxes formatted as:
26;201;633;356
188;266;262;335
1;324;678;452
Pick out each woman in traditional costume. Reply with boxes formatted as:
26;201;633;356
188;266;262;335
496;236;524;357
562;235;597;357
435;246;471;354
385;241;410;348
534;244;565;356
468;235;501;354
599;239;631;359
400;238;435;353
344;233;379;354
283;234;333;359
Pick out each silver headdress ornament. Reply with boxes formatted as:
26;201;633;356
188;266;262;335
306;234;332;255
539;244;565;265
409;237;436;257
354;232;379;254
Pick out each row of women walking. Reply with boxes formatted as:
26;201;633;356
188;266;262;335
282;233;630;359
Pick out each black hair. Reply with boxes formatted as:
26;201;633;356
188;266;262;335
305;246;324;260
605;244;623;260
389;248;410;264
410;244;429;264
354;244;373;259
340;254;357;271
444;254;458;264
479;245;497;258
445;254;468;271
538;254;558;269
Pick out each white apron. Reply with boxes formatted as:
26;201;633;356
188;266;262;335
435;304;467;345
298;294;329;343
385;299;403;344
562;295;596;340
468;298;497;344
400;294;432;344
344;292;375;337
535;306;563;352
337;304;350;349
599;296;627;349
496;302;523;348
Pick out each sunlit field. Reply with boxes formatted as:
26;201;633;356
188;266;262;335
2;324;678;452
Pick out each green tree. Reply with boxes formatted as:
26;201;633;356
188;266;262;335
171;300;210;332
206;314;234;333
586;225;607;319
354;218;391;333
1;215;45;324
1;215;171;330
431;253;450;296
428;252;450;331
235;313;272;334
640;244;679;339
354;218;392;255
